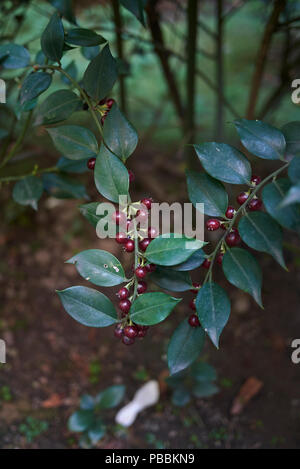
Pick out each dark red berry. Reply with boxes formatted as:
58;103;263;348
106;98;115;109
114;324;124;338
112;210;126;226
248;198;262;211
145;263;156;272
202;259;211;269
251;175;261;186
116;232;127;244
189;298;196;311
124;239;135;252
137;328;147;338
216;253;224;265
135;266;147;279
225;229;241;247
141;198;153;210
136;209;148;222
188;314;200;327
122;335;135;345
119;299;131;313
148;226;158;239
117;287;129;300
190;282;201;293
87;157;96;170
225;206;235;219
139;238;151;252
98;98;107;106
124;325;138;338
206;218;221;231
237;192;249;205
137;281;147;294
128;170;135;183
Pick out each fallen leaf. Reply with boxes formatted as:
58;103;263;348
230;377;263;415
42;393;64;408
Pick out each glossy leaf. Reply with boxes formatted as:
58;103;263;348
103;104;138;162
12;176;43;211
79;202;103;228
48;0;77;24
36;90;81;125
281;183;300;207
167;319;205;375
192;382;219;398
145;233;206;267
120;0;147;26
196;282;230;348
194;143;251;184
171;249;205;271
288;157;300;184
239;212;286;269
150;268;192;292
234;118;286;160
82;44;118;102
68;410;94;432
191;362;217;382
66;28;106;46
80;395;95;410
186;170;228;217
57;157;88;173
20;72;52;105
130;292;181;326
67;249;126;287
47;125;98;160
42;173;88;199
41;13;64;62
95;385;125;409
0;44;30;69
281;122;300;158
94;145;129;202
81;45;100;60
172;388;191;407
222;248;263;307
88;421;105;444
57;286;118;327
262;178;300;233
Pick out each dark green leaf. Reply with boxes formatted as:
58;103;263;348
196;282;230;348
171;249;205;271
192;382;219;398
68;410;94;432
238;212;286;269
194;143;251;184
67;249;126;287
56;286;118;327
20;72;52;105
288;157;300;184
150;268;192;292
281;122;300;158
281;183;300;207
41;13;64;63
262;178;300;233
186;171;228;217
12;176;43;211
47;125;98;160
167;319;205;375
81;46;100;60
66;28;106;46
48;0;77;24
222;248;263;307
120;0;147;26
172;388;191;407
36;90;81;125
79;202;103;228
94;145;129;202
191;362;217;382
82;44;118;102
88;420;105;445
95;385;125;409
57;156;88;173
80;394;95;410
145;233;205;267
130;292;181;326
42;173;88;199
0;44;30;69
234;118;286;160
103;103;138;162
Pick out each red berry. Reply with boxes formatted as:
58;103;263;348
189;298;196;311
141;198;153;210
148;226;158;239
124;239;135;252
117;287;129;300
225;206;235;219
119;299;131;313
124;325;138;338
116;232;127;244
216;253;224;265
87;157;96;170
145;263;156;272
188;314;200;327
202;259;211;269
248;198;262;211
106;98;115;109
112;210;126;226
251;175;261;186
206;218;221;231
136;209;148;222
135;266;147;279
122;335;135;345
225;229;241;247
237;192;249;205
137;328;147;338
139;238;151;252
128;170;135;183
137;281;147;294
114;324;124;338
190;282;201;293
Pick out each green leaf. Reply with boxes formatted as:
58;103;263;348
68;410;94;432
0;44;30;69
94;145;129;203
167;319;205;375
186;171;228;217
171;249;206;271
239;212;286;269
95;385;125;409
130;292;181;326
172;388;191;407
262;178;300;233
281;122;300;158
48;0;77;24
222;248;263;307
56;286;118;327
79;202;103;228
192;382;219;398
42;173;88;199
195;282;230;348
67;249;126;287
82;44;118;102
281;183;300;207
47;125;98;160
194;143;251;184
191;362;217;382
145;233;205;266
41;13;64;63
66;28;106;46
0;129;8;140
20;72;52;105
150;268;192;292
57;157;88;173
103;104;138;162
88;420;105;445
120;0;147;26
81;45;100;60
12;176;43;211
234;118;286;160
80;394;95;410
36;90;81;125
288;157;300;184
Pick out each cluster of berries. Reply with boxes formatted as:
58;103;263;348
188;282;201;328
